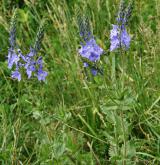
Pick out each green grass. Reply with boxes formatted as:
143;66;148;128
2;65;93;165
0;0;160;164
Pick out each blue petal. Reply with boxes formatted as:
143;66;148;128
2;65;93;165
91;68;98;76
11;70;21;81
36;69;48;81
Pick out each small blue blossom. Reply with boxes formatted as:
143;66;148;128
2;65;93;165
24;51;47;81
35;56;48;81
36;69;48;81
11;69;21;81
83;62;88;67
110;25;120;51
121;27;131;48
36;56;43;67
27;47;36;57
25;61;36;79
8;48;20;69
91;68;98;76
7;27;47;82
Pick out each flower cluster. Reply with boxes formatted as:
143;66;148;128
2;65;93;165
77;15;103;75
8;48;47;81
79;39;103;62
7;9;47;82
110;24;130;51
78;38;103;75
110;0;133;51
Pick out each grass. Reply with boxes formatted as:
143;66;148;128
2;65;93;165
0;0;160;164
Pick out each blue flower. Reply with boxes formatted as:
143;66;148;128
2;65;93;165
110;24;131;51
35;56;48;81
110;25;120;51
121;27;131;48
7;48;20;69
91;68;98;76
25;61;36;78
83;62;88;67
79;38;103;62
7;47;47;81
36;69;48;81
7;11;47;82
21;48;36;79
36;56;43;67
78;38;103;76
110;1;132;52
27;47;36;57
11;69;21;81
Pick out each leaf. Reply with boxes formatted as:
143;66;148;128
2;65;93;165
121;141;136;159
18;9;28;23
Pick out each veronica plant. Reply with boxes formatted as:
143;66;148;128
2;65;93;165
110;0;133;51
108;2;134;163
7;9;47;82
77;14;103;76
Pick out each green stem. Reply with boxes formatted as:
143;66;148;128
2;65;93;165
111;54;116;84
120;111;126;165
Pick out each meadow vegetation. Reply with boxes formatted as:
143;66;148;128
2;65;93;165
0;0;160;164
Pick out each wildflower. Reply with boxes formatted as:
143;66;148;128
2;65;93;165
77;14;103;76
91;68;98;76
36;69;48;81
22;48;36;78
7;48;20;69
79;38;103;76
11;69;21;81
121;27;131;48
7;10;47;82
110;25;131;51
23;50;47;81
83;62;88;67
79;38;103;62
110;0;133;51
25;61;36;78
34;56;47;81
27;47;36;57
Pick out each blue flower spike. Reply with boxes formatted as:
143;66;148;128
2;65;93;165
110;0;133;52
77;14;103;76
7;9;47;82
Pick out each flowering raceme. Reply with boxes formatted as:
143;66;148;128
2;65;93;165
78;38;103;76
110;24;131;51
7;10;47;82
110;0;133;51
8;48;48;82
78;15;103;75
